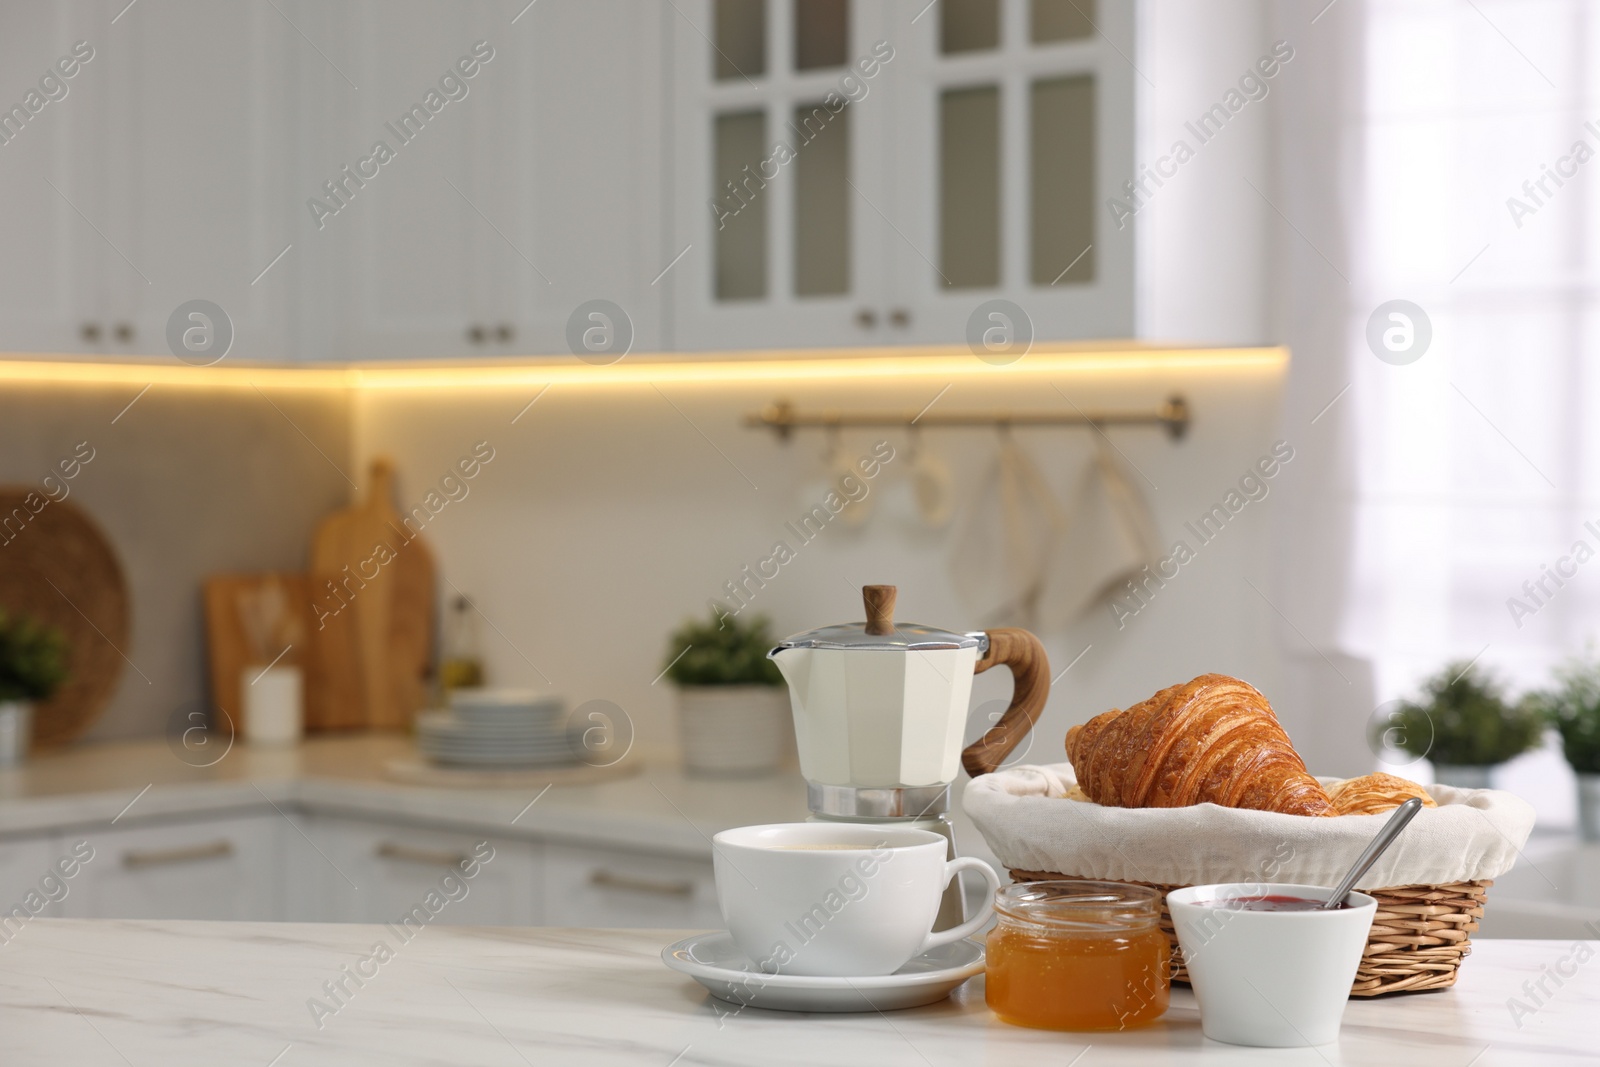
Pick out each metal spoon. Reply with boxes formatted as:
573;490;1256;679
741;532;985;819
1322;796;1425;910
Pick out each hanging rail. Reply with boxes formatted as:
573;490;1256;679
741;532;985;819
744;394;1190;442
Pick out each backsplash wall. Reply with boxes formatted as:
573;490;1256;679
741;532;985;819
0;382;352;742
349;353;1328;771
1;354;1335;773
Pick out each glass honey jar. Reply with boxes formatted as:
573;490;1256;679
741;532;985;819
985;880;1171;1031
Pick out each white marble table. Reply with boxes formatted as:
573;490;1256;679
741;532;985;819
3;922;1594;1066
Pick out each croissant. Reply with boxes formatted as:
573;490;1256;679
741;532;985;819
1328;772;1435;816
1065;674;1336;816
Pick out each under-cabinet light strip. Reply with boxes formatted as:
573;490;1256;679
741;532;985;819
0;345;1286;391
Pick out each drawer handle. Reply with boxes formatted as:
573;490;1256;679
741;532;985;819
121;840;234;869
376;842;469;867
589;869;695;897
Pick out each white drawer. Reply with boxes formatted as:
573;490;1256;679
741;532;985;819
542;844;719;929
292;817;538;926
0;834;70;930
65;814;281;920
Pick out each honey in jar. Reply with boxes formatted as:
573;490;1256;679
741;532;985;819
985;881;1170;1031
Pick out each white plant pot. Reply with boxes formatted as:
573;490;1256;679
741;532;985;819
675;685;790;778
1432;764;1495;790
1578;774;1600;843
0;701;33;767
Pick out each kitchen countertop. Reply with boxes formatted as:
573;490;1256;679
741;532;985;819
0;735;816;858
1478;832;1600;940
5;922;1593;1065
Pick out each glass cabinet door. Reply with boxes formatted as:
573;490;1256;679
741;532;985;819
889;0;1133;344
670;0;899;351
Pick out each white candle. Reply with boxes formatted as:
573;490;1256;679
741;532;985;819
244;665;303;745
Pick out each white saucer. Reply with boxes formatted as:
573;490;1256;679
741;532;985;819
660;932;984;1013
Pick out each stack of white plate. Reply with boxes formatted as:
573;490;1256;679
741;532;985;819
416;690;571;767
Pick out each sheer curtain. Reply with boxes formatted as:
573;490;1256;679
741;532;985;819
1275;0;1591;820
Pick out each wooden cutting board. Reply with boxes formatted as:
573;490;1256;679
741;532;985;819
308;459;436;731
201;573;328;734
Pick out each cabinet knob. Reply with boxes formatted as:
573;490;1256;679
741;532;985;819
494;323;514;343
889;308;910;328
466;324;487;344
114;322;135;343
80;322;101;343
856;309;877;329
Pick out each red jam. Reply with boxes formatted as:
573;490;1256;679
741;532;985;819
1211;894;1346;912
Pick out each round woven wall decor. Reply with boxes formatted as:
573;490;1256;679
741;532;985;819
0;491;130;747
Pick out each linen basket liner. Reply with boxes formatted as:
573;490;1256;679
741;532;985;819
963;763;1536;889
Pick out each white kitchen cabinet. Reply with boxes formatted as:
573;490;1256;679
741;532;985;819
106;0;304;363
0;834;70;925
887;0;1134;343
310;0;665;361
0;2;132;356
501;0;667;359
2;804;720;927
307;0;515;361
541;843;720;929
63;813;283;921
0;1;302;361
61;806;686;927
669;0;901;350
0;0;1130;362
669;0;1134;351
292;816;540;926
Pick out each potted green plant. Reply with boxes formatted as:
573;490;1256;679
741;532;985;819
1390;661;1544;789
1528;656;1600;841
0;610;69;766
661;611;788;777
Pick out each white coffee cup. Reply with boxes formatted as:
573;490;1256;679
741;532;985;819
712;822;1001;978
1168;882;1377;1047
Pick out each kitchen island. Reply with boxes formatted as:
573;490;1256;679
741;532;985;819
0;734;810;856
0;735;820;928
4;921;1593;1065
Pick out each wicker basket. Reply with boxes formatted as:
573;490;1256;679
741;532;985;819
1009;868;1490;996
